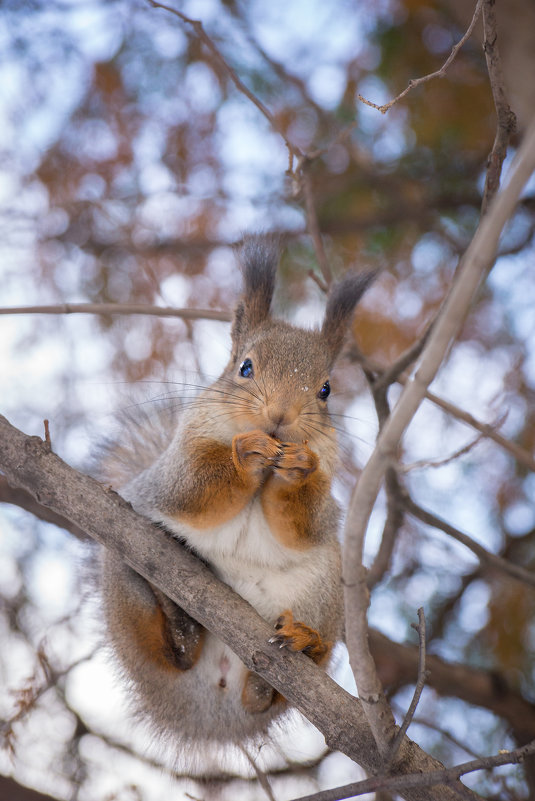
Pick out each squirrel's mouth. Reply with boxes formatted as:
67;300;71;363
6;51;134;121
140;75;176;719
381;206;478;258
268;425;301;443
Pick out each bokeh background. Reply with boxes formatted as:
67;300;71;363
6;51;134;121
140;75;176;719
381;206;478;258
1;0;535;799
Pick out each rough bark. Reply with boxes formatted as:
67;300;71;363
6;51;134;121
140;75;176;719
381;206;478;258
0;412;478;801
0;776;61;801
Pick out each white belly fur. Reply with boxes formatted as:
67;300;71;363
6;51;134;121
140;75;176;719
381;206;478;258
140;499;330;743
161;497;319;623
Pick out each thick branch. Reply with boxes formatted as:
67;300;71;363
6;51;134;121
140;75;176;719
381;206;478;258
347;370;403;754
342;115;535;773
0;475;89;539
0;777;61;801
0;413;478;801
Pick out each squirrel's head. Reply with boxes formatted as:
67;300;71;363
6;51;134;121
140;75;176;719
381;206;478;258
221;234;374;447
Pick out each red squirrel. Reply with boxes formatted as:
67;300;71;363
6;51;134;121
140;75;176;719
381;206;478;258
98;235;373;746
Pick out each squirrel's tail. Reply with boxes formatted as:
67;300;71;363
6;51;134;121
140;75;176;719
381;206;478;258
96;402;179;489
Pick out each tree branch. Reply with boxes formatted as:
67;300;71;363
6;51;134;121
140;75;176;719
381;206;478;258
481;0;517;213
386;608;429;770
146;0;302;162
299;163;333;285
369;628;535;744
0;777;62;801
0;475;89;540
355;351;535;473
4;450;534;778
357;0;483;114
291;738;535;801
0;413;479;801
342;115;535;781
426;387;535;473
0;303;231;322
344;366;404;756
403;493;535;588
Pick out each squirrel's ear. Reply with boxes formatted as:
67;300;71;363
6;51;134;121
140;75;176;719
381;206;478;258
321;271;376;365
231;234;279;357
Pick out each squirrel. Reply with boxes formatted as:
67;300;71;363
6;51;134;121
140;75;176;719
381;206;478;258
98;234;373;748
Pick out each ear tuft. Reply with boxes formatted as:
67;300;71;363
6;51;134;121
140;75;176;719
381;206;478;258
231;234;280;356
321;270;376;364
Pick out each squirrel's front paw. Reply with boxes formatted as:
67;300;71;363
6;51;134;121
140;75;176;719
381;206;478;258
232;430;282;482
272;442;318;485
269;610;329;664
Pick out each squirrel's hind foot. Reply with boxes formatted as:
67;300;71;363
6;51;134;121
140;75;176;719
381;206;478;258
151;585;205;671
269;609;329;663
241;671;277;714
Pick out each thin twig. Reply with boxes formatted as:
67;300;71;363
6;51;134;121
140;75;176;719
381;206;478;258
239;746;277;801
428;568;481;643
300;164;333;285
291;738;535;801
43;419;51;450
390;705;484;761
426;388;535;473
231;13;329;126
146;0;302;162
386;608;430;770
363;360;407;589
307;269;329;294
0;303;232;322
398;425;495;473
3;650;94;747
355;351;535;474
481;0;517;214
372;320;434;393
404;494;535;588
307;120;359;162
428;520;535;640
357;0;483;115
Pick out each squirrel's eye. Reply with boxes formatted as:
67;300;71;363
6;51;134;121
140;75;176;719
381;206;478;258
317;380;330;400
239;358;254;378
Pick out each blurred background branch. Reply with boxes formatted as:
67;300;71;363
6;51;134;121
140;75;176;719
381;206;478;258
1;0;535;798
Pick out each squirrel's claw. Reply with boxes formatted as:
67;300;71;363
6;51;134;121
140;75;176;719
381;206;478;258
268;610;329;663
268;633;289;648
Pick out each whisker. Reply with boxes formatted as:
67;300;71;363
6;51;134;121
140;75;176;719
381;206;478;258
217;376;264;404
300;413;370;444
327;411;370;424
222;372;266;398
300;423;333;443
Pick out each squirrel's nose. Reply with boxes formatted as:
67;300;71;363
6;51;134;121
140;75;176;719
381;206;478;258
266;405;297;429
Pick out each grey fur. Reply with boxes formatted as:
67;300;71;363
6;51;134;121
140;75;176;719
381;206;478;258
97;234;373;752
